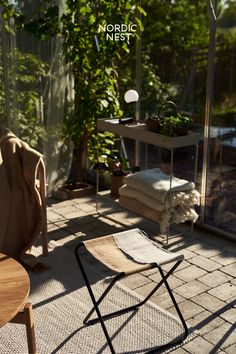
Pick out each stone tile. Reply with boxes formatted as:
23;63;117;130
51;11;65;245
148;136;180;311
134;281;157;298
208;283;236;302
55;234;77;247
107;210;131;221
141;268;157;277
204;323;236;350
64;215;95;227
151;291;185;310
180;249;197;260
225;343;236;353
54;205;80;215
60;210;88;220
47;199;70;208
48;228;71;241
226;297;236;307
47;222;60;231
167;299;204;320
73;195;96;204
47;211;65;222
188;243;221;258
148;273;184;290
220;308;236;325
186;242;204;252
221;264;236;278
125;214;146;225
191;293;226;313
169;348;188;353
54;220;84;235
167;233;190;244
201;234;228;248
188;310;226;335
231;278;236;286
159;259;191;274
120;273;151;290
166;240;192;252
142;223;161;235
76;203;96;212
175;265;207;282
174;280;209;299
97;216;117;226
176;260;192;271
182;335;216;353
190;255;221;272
198;270;233;288
223;243;236;255
211;252;236;266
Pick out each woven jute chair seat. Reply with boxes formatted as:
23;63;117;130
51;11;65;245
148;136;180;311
84;229;183;275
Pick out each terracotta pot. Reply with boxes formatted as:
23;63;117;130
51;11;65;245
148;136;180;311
110;175;125;198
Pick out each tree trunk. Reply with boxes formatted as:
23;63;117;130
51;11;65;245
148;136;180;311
67;140;87;187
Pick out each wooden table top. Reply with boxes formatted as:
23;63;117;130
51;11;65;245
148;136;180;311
0;253;29;327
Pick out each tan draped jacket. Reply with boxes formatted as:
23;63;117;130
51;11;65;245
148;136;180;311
0;128;47;258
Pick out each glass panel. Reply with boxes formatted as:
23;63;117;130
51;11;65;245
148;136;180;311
136;1;208;185
0;1;73;192
205;1;236;234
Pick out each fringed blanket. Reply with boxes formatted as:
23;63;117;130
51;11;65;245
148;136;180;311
119;168;200;233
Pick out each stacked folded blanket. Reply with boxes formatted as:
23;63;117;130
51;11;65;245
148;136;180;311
119;168;200;233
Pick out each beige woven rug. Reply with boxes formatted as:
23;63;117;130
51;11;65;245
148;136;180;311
0;242;197;354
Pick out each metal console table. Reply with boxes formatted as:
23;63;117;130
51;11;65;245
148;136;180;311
96;118;200;242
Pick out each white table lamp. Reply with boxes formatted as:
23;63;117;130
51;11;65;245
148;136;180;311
124;89;139;123
124;89;139;103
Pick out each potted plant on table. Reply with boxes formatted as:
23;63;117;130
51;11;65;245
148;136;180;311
146;101;193;175
146;101;192;137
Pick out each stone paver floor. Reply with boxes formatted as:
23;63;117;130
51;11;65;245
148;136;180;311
45;192;236;354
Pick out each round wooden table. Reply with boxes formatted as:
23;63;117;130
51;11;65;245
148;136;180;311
0;253;36;353
0;253;29;326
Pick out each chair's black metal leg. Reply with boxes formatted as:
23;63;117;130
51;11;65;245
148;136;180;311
87;299;143;325
83;272;124;324
84;262;181;326
137;261;182;307
159;266;188;338
75;244;115;354
75;243;187;354
83;261;183;326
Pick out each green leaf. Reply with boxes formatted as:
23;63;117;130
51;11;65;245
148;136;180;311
137;6;147;16
125;3;132;10
135;17;144;32
4;24;15;35
101;99;108;108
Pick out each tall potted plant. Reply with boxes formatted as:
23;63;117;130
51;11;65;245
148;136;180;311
61;0;145;187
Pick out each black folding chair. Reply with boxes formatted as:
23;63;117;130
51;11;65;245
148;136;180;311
75;228;188;353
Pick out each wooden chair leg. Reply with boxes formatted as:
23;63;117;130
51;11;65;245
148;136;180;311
24;303;37;354
10;302;37;354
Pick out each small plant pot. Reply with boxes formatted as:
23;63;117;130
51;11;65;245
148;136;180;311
146;117;161;133
110;175;125;198
175;126;188;136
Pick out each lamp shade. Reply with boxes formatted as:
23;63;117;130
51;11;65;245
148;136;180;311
124;89;139;103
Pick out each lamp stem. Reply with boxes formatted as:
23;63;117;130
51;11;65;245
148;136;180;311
132;103;137;124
